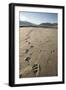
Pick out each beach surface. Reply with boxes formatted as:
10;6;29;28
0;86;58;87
19;27;58;78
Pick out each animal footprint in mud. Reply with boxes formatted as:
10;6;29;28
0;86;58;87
25;49;29;54
25;40;28;42
32;64;40;76
28;42;31;44
53;50;55;52
51;50;55;54
30;45;34;48
25;36;30;41
25;57;31;64
30;53;33;56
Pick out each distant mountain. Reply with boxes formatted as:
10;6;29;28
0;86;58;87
19;21;37;27
39;23;58;28
40;23;57;25
19;21;58;28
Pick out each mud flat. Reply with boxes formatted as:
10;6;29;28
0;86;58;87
19;27;58;78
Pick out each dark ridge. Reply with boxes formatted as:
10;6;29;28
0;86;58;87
20;26;58;28
19;21;58;28
19;21;37;27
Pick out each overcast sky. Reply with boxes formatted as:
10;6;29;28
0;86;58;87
20;11;58;25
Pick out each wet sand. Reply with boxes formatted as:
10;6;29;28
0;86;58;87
19;27;58;78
